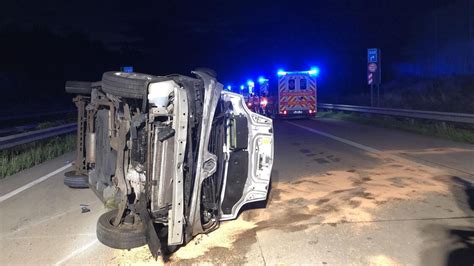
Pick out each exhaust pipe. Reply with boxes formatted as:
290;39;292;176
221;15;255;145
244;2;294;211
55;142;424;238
86;132;96;164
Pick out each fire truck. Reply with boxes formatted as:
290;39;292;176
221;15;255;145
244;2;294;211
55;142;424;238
244;77;276;117
277;68;318;117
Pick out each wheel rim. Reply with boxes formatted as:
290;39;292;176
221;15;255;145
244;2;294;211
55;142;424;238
107;212;144;231
113;72;154;81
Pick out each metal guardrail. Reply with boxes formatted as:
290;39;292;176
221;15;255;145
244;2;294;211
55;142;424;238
318;103;474;124
0;123;38;137
2;104;472;149
0;109;76;122
0;123;77;150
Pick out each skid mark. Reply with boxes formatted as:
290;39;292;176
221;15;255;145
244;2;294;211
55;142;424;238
391;147;473;156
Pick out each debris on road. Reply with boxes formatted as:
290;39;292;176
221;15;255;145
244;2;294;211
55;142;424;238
108;216;256;264
242;161;449;228
80;204;90;213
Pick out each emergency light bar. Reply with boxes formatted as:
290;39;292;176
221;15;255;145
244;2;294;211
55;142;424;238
308;67;320;76
247;80;255;88
277;67;320;77
277;69;287;76
258;77;269;84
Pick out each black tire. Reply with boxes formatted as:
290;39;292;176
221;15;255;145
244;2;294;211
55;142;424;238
64;174;89;188
194;67;217;78
97;209;147;249
64;170;78;177
65;81;93;95
101;71;157;99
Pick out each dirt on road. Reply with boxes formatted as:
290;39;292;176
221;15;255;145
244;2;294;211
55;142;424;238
110;155;457;264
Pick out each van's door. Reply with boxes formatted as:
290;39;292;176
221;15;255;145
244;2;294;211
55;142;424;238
219;92;274;220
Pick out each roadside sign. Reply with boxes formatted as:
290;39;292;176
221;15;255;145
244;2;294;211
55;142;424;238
368;73;374;85
366;48;381;85
368;63;377;73
368;48;378;63
367;48;381;107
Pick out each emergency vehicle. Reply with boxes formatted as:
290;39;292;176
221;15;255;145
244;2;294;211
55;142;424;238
244;77;276;117
277;68;318;117
256;77;275;116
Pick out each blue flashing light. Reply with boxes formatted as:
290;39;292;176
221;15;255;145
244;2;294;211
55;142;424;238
121;66;134;73
227;85;232;91
308;67;320;76
247;80;255;88
258;76;268;84
240;85;245;90
277;69;287;76
277;68;320;77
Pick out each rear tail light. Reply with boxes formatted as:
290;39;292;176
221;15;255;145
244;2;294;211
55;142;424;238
283;110;287;115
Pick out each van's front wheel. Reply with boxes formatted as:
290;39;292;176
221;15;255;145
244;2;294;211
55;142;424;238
96;209;147;249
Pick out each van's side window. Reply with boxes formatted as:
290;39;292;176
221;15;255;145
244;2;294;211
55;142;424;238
300;78;307;90
289;79;295;90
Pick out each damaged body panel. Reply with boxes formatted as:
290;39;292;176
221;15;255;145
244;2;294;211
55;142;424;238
188;70;223;237
220;92;273;220
65;69;274;257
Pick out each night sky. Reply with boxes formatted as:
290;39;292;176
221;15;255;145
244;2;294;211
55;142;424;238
0;0;454;112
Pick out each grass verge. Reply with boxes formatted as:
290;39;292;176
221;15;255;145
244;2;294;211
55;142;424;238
0;134;76;178
317;110;474;144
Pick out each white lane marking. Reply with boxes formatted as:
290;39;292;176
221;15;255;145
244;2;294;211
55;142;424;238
286;121;453;171
55;239;98;265
0;163;72;203
4;233;96;240
0;200;100;239
286;121;381;154
295;120;474;178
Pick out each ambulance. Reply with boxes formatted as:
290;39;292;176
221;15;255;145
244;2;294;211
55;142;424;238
277;68;318;117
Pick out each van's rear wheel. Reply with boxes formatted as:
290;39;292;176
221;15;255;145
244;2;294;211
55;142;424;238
97;209;147;249
64;171;89;188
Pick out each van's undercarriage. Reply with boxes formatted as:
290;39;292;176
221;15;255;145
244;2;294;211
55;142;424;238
66;70;273;257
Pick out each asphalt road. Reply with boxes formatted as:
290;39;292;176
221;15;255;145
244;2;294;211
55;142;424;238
1;117;473;265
